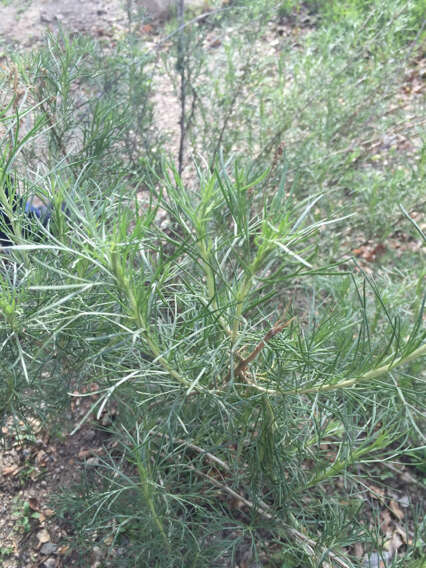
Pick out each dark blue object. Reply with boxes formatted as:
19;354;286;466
24;201;50;219
0;177;53;248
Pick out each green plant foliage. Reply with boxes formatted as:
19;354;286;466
0;1;424;566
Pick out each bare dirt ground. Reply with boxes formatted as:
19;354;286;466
1;403;117;567
0;0;126;48
0;0;206;48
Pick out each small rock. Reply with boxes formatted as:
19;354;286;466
86;457;100;468
41;542;58;555
92;545;103;560
363;551;392;567
399;495;410;508
37;528;50;544
43;558;56;568
84;429;96;441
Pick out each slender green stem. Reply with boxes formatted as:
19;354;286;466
111;246;193;389
283;342;426;395
134;453;170;550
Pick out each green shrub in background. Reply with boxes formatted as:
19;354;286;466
0;0;424;566
169;0;424;258
9;31;161;185
278;0;425;37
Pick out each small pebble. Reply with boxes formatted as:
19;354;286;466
86;457;100;467
399;495;410;508
41;542;58;555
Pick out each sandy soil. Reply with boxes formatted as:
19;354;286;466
0;0;205;48
0;0;126;48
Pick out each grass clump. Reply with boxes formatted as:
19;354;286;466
0;0;425;566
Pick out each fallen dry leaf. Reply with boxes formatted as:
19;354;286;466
368;483;386;501
380;510;392;534
2;464;22;476
353;242;387;262
389;500;404;521
395;524;407;544
35;449;49;465
58;545;70;555
384;531;404;554
37;528;50;544
29;497;40;511
78;448;92;459
140;24;153;34
354;542;364;558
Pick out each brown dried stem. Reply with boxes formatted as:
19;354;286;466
230;310;295;384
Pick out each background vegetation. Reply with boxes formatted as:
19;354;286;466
0;0;424;566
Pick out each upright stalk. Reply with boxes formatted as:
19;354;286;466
177;0;186;176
